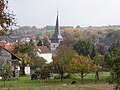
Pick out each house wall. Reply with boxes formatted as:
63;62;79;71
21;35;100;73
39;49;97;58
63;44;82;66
0;47;11;66
37;52;52;63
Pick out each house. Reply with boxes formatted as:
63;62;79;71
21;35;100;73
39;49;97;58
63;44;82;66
0;45;21;78
37;46;52;63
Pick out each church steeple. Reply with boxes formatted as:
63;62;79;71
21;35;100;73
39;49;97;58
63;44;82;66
54;11;60;35
51;11;63;43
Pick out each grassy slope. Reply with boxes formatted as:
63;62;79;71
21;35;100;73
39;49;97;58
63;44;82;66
0;72;113;90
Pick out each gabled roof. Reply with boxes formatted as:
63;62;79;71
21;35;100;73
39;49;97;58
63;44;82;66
0;46;21;61
37;46;51;54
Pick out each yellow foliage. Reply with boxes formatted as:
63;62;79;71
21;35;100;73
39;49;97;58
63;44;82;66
16;52;32;66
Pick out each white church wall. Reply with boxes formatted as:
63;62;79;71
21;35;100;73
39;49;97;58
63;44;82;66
51;43;60;51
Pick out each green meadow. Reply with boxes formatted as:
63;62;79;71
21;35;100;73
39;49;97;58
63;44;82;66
0;72;114;90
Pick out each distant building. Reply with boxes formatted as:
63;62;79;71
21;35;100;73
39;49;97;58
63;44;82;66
51;13;63;51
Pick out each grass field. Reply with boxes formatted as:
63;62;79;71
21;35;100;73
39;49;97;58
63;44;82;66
0;72;114;90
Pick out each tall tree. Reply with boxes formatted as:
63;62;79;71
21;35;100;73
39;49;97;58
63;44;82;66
53;45;76;82
0;0;15;36
93;53;103;83
105;41;120;90
13;41;36;75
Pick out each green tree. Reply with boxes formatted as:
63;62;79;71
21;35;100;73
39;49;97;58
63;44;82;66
70;54;96;84
73;38;97;59
105;42;120;90
31;56;47;69
106;30;120;41
0;60;12;86
43;37;50;48
53;45;76;82
14;41;36;59
37;39;43;46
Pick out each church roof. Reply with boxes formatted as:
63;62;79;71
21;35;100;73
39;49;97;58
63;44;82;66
51;13;63;43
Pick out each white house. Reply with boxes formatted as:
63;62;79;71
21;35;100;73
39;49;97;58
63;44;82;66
37;46;52;63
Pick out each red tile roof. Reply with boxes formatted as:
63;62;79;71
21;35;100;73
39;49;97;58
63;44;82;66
0;41;7;47
4;44;14;52
0;41;14;51
37;46;51;54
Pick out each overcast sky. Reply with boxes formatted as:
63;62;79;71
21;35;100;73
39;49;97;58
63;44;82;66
9;0;120;28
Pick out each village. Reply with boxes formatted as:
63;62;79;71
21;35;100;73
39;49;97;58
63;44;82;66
0;0;120;90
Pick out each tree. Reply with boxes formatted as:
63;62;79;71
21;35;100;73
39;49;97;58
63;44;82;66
14;41;36;59
0;0;15;36
93;53;103;83
70;54;96;84
73;38;97;59
105;42;120;90
13;41;36;75
0;59;12;86
16;52;32;75
106;30;120;41
43;37;50;48
31;56;47;69
52;45;76;82
37;39;43;46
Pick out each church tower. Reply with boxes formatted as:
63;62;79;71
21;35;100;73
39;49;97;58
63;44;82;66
51;12;63;51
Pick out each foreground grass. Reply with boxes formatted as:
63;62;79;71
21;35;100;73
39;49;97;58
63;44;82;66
0;72;113;90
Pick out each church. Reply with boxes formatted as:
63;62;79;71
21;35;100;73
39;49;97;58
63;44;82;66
51;12;63;51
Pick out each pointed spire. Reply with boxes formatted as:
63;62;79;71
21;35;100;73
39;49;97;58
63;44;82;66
51;10;63;43
55;9;60;35
57;8;59;16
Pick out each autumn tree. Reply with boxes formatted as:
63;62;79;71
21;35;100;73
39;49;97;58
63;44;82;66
52;45;76;82
105;41;120;90
16;52;31;75
63;29;74;36
70;54;96;84
93;53;103;83
0;0;15;36
13;41;36;75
